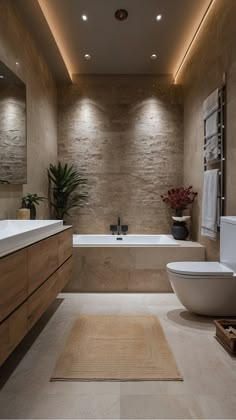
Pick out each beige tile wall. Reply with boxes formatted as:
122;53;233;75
0;0;57;219
65;242;205;293
180;0;236;260
58;75;183;234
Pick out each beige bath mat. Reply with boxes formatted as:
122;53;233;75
51;315;182;381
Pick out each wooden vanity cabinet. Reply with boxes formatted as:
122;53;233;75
0;227;72;366
28;235;59;295
28;271;59;330
0;249;28;323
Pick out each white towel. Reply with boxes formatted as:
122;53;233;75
205;111;218;138
201;169;219;240
204;135;219;161
203;88;219;120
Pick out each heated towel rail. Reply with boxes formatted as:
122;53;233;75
203;84;226;227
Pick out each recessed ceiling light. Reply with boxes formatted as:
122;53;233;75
84;54;91;60
0;75;4;79
16;61;19;65
156;14;162;21
81;14;88;21
114;9;128;21
150;54;157;60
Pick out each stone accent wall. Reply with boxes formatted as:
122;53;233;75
0;0;57;219
180;0;236;260
58;75;183;233
0;83;26;183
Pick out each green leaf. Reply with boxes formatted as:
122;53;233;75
48;161;88;220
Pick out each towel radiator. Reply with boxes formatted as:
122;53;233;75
203;84;226;228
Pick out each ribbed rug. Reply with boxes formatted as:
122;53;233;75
51;315;182;381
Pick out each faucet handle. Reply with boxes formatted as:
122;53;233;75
121;225;128;235
110;224;117;235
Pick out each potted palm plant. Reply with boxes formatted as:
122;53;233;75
21;193;46;220
161;186;198;240
48;162;88;222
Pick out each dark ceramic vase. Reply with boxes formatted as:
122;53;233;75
172;222;189;240
27;203;36;220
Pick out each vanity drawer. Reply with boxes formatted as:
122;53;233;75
58;256;73;292
28;271;58;329
58;228;73;266
0;320;9;366
0;249;28;322
0;302;28;367
8;303;28;353
28;235;59;295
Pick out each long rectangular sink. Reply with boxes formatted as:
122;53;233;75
0;220;64;257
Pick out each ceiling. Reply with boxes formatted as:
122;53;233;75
16;0;212;82
0;60;25;85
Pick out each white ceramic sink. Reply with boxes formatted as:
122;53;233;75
0;220;64;257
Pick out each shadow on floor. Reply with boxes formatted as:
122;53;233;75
0;298;64;389
167;309;216;331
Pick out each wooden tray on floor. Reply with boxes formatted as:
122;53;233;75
214;319;236;355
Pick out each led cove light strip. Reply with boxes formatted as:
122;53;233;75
174;0;216;84
37;0;72;80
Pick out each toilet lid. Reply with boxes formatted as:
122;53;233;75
167;261;234;276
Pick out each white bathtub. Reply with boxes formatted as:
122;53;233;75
73;234;179;247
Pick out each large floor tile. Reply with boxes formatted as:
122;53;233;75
120;394;203;419
0;293;236;419
197;394;236;419
0;393;120;419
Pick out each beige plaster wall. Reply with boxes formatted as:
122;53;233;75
180;0;236;260
0;0;57;219
58;75;183;233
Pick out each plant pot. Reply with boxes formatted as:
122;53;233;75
172;222;189;240
27;203;36;220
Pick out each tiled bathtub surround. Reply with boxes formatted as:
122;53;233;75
58;75;183;234
65;241;205;292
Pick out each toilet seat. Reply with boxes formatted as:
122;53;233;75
167;261;234;277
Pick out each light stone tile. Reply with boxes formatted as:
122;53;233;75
0;393;120;419
196;394;236;419
135;246;205;270
1;293;236;419
120;380;191;395
120;394;203;419
67;245;206;292
42;381;121;396
180;365;236;396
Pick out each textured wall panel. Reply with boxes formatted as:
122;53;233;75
58;76;183;233
0;83;26;183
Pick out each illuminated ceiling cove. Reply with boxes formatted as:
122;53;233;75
17;0;214;82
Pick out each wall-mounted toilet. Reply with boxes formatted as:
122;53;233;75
167;216;236;316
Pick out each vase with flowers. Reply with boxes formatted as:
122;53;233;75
160;186;198;240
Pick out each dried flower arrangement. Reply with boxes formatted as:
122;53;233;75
160;186;198;216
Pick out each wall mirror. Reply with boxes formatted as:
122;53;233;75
0;60;27;184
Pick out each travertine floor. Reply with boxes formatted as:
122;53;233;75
0;293;236;419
